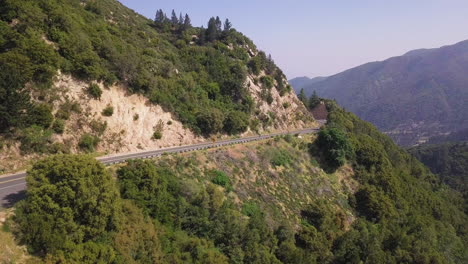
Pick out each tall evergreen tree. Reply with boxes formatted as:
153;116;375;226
171;9;178;25
183;13;192;29
154;9;166;24
206;17;218;42
198;26;206;45
308;91;321;109
215;16;222;32
223;18;232;32
298;88;308;106
178;12;184;26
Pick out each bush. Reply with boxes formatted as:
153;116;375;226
223;111;249;135
196;108;225;135
315;127;353;169
102;105;114;116
14;155;121;255
87;83;102;99
270;150;292;167
260;76;274;89
28;103;54;128
152;120;164;140
209;170;231;190
52;119;65;134
152;131;162;140
79;134;100;152
19;125;52;154
89;120;107;135
133;113;139;121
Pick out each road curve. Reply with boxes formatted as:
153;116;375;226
0;127;319;208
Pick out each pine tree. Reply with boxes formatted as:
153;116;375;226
155;9;166;24
308;91;321;109
198;26;206;45
171;9;178;25
298;88;308;106
223;18;232;32
215;16;222;32
206;17;218;42
183;13;192;29
178;12;184;26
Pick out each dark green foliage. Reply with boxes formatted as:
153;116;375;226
298;88;307;106
196;108;225;135
116;160;281;263
87;83;102;99
78;133;99;152
152;131;162;140
0;0;286;142
19;125;52;153
409;142;468;196
320;101;468;263
14;155;121;256
102;105;114;116
270;149;292;167
28;103;54;129
117;160;176;223
52;118;65;134
210;170;231;190
0;51;33;132
315;127;353;169
260;75;274;89
308;91;320;109
223;111;249;135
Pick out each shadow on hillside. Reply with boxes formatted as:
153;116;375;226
307;143;340;174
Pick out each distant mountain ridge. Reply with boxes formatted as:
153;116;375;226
290;40;468;146
289;76;327;92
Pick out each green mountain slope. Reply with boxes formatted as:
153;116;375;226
292;40;468;146
0;0;310;167
3;100;466;263
409;141;468;196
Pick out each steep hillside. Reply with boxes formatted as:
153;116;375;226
0;0;313;172
295;40;468;146
409;141;468;196
2;101;466;263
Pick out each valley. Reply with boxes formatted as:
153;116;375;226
0;0;467;263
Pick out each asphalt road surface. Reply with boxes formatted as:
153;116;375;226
0;127;320;208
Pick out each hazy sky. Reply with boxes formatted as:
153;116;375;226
119;0;468;79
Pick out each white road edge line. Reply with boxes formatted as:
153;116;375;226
0;182;26;191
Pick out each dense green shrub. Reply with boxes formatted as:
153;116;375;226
270;149;292;167
260;75;274;89
152;131;162;140
14;155;121;256
209;170;231;190
223;111;249;134
19;125;52;153
52;119;65;134
196;108;225;135
117;160;176;223
87;83;102;99
28;103;54;128
78;133;100;152
102;105;114;117
315;127;353;169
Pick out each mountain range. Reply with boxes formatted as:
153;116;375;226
290;40;468;146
